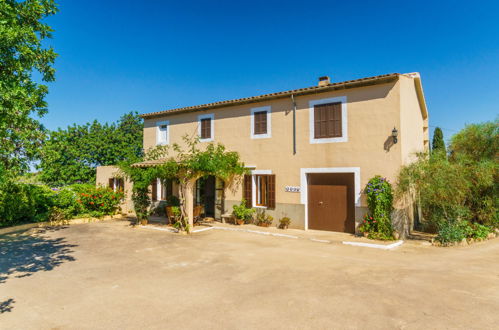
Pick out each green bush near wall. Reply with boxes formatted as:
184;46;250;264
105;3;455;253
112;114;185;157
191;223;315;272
359;176;394;240
0;181;124;228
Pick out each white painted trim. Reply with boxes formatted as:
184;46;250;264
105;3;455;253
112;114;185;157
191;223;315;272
309;96;348;144
250;106;272;139
157;179;162;200
156;120;170;145
250;169;272;208
244;165;257;169
300;167;361;230
342;240;404;250
198;113;214;142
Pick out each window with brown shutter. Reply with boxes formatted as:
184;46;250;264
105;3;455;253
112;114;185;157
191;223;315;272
267;174;276;209
253;174;276;209
108;178;114;189
314;102;342;138
254;111;267;135
200;118;211;139
151;179;157;201
243;175;252;207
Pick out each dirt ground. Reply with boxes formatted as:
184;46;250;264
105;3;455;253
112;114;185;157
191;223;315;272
1;220;498;330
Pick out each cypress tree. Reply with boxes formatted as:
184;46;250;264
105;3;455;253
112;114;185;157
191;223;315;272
432;127;446;155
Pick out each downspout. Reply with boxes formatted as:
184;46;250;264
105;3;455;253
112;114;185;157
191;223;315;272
291;94;297;155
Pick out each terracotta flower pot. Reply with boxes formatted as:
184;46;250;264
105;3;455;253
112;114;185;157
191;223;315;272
363;232;369;238
258;223;271;227
140;219;148;226
236;219;245;225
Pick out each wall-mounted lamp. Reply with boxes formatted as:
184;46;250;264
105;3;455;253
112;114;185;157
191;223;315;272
392;127;399;144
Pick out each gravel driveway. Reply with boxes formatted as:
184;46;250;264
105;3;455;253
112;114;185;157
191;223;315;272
1;220;498;329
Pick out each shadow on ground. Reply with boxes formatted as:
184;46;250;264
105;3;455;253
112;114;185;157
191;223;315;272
0;227;77;284
0;298;15;313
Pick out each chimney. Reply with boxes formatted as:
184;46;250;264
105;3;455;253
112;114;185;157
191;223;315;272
318;76;330;87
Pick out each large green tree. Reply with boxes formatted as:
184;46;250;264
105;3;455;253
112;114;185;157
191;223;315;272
39;112;143;186
431;127;446;155
0;0;58;175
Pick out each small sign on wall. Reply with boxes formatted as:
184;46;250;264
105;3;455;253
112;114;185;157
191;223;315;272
285;186;300;193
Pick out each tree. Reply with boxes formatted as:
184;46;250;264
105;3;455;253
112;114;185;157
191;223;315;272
431;127;446;155
449;120;498;162
0;0;58;176
119;136;247;232
39;112;143;186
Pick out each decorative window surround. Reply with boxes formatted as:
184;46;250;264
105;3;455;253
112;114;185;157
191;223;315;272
250;106;271;139
300;167;361;230
198;113;214;142
251;169;272;208
309;96;348;144
156;120;170;145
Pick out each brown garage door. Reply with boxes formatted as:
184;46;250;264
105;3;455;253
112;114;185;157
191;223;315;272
308;173;355;233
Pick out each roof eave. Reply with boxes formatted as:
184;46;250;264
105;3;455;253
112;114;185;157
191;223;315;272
140;73;400;119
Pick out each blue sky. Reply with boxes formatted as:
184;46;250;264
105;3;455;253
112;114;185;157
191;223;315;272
41;0;499;141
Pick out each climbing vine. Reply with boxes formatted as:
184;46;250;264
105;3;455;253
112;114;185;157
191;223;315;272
359;175;394;240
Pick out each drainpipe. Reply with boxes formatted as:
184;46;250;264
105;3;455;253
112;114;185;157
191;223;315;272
291;94;297;155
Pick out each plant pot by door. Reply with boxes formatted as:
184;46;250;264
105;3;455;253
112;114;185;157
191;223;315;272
141;219;148;226
236;219;245;225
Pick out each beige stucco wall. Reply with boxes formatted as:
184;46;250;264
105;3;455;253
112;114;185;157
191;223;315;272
145;80;402;227
399;75;427;165
96;165;133;214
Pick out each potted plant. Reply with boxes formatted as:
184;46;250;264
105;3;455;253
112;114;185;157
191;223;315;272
255;209;273;227
358;214;376;237
232;200;254;225
279;217;291;229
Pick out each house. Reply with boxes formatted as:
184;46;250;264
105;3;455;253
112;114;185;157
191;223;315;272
96;72;429;235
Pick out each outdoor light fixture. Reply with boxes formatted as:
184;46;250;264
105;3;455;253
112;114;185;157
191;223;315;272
392;127;399;144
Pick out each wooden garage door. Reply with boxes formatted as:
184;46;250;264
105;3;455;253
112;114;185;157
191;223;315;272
308;173;355;233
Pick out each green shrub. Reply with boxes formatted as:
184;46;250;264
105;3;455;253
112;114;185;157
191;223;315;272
360;176;394;240
255;209;273;226
0;181;54;227
470;223;490;240
76;185;124;217
436;221;467;245
166;195;180;206
232;200;254;221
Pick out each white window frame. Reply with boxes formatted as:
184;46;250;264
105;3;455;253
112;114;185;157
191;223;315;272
156;120;170;145
300;167;361;230
198;113;214;142
309;96;348;144
251;169;272;208
250;106;271;139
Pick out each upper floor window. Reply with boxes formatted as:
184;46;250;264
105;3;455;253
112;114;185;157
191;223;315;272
156;120;169;145
250;106;271;139
309;96;348;144
198;114;214;142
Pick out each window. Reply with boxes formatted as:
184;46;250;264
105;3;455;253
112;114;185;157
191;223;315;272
201;118;211;139
250;106;271;139
255;175;268;206
198;114;214;141
243;173;275;209
108;178;124;192
309;96;347;144
254;111;267;134
156;120;169;145
314;102;342;138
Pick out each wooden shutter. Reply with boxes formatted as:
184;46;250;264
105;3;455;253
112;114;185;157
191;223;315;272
108;178;114;189
151;179;157;201
243;175;252;208
314;102;342;138
201;118;211;139
254;111;267;135
267;174;276;209
329;102;342;137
